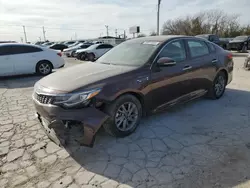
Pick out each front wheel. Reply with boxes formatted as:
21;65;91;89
103;94;142;137
241;45;247;53
207;71;227;99
87;53;95;62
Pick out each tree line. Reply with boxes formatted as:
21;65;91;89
140;9;250;38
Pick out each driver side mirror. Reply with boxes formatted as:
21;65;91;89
157;57;176;67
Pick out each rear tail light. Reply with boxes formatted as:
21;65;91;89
227;53;233;60
57;52;62;57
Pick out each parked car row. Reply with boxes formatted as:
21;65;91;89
195;34;250;52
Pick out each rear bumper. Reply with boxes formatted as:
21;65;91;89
33;100;108;147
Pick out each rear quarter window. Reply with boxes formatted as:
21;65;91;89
206;42;216;52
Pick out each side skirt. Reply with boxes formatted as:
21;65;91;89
153;89;208;113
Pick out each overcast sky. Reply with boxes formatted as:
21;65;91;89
0;0;249;42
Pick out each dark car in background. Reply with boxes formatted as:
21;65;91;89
196;34;229;49
228;35;250;52
32;35;233;147
49;43;68;51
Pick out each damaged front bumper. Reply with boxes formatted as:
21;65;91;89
33;101;109;147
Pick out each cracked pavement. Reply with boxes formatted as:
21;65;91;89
1;57;250;188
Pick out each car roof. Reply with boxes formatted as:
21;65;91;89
125;35;195;44
0;43;42;48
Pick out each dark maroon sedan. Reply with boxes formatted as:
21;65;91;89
33;35;234;147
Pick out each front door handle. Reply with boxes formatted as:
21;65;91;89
212;59;218;63
182;65;192;71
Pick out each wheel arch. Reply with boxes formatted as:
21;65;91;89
112;91;146;116
217;68;228;84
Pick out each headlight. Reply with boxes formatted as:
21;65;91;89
53;88;101;108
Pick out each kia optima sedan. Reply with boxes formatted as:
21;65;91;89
32;35;234;147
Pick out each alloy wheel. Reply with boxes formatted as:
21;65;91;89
39;63;51;75
115;102;139;132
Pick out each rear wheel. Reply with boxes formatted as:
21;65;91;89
207;71;227;99
36;61;53;75
103;94;142;137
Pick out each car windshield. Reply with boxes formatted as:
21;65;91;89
233;36;248;41
96;42;159;66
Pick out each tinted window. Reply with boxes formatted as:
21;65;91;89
209;35;219;42
158;40;186;62
0;46;12;56
10;45;42;54
187;40;209;58
97;44;113;49
80;44;90;48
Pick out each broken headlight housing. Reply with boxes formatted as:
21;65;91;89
53;88;101;108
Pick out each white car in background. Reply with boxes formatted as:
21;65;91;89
75;43;113;61
0;43;65;76
63;43;92;57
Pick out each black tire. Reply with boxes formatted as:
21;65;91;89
207;71;227;99
80;53;86;61
103;94;142;137
241;45;247;53
244;59;250;70
36;61;53;76
87;53;95;62
71;51;75;57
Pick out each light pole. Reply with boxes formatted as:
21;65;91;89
157;0;161;35
105;25;109;37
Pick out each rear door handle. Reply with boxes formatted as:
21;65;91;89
212;59;218;63
137;76;149;83
182;65;192;71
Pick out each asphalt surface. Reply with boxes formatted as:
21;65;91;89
1;56;250;188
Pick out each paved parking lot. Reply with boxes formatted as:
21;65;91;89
1;57;250;188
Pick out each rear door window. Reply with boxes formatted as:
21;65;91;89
10;45;42;55
187;40;210;58
0;46;12;56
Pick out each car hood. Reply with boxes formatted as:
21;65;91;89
76;48;89;53
37;62;137;93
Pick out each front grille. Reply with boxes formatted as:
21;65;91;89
34;93;55;104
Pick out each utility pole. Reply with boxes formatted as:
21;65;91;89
22;25;27;43
42;26;46;41
123;30;126;39
105;25;109;37
115;29;118;37
157;0;162;35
